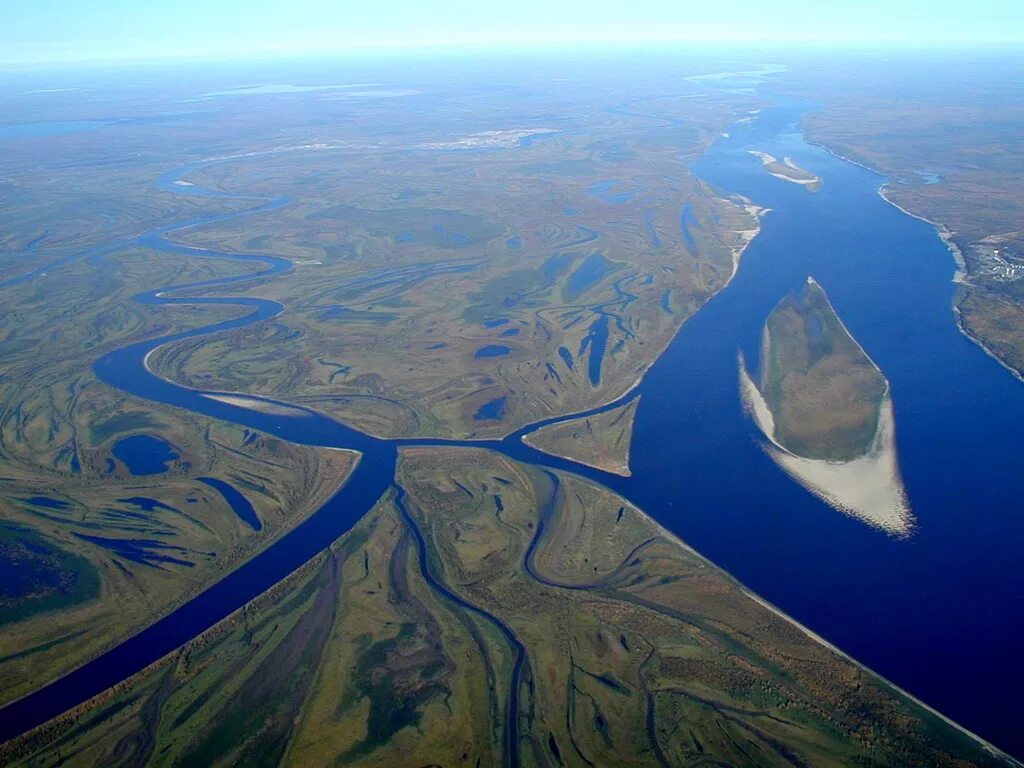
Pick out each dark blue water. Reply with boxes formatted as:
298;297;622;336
111;434;179;475
197;477;261;530
23;497;69;509
474;396;508;421
74;534;194;568
3;100;1024;761
558;346;574;370
475;345;511;359
580;315;610;385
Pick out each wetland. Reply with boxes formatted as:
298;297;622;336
2;52;1024;764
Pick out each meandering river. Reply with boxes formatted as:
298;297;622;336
3;99;1024;759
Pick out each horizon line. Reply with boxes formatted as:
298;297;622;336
4;37;1024;71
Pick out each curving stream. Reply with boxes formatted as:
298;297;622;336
3;99;1024;759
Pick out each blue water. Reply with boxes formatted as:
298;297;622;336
116;498;178;513
473;396;508;421
111;435;179;476
4;98;1024;762
74;534;193;568
197;477;261;531
557;346;574;370
660;289;674;314
679;202;700;252
23;497;69;509
564;253;617;300
579;316;610;386
474;345;511;359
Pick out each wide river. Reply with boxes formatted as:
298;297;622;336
3;99;1024;759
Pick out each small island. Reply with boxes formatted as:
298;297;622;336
522;397;638;476
740;278;912;534
749;150;823;191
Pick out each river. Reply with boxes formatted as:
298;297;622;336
2;98;1023;760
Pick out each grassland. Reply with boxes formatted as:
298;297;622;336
2;446;1008;767
753;278;886;461
0;244;358;705
2;56;764;723
141;89;764;440
523;397;639;475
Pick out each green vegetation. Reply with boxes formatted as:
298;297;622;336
142;91;761;440
0;245;358;706
757;278;887;460
523;396;639;475
2;447;1006;767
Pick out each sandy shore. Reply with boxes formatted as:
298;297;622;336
952;304;1024;385
748;150;822;189
877;186;968;282
738;355;913;536
202;392;314;418
727;198;770;282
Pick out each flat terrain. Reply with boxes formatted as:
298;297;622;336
0;447;1005;767
754;278;887;461
144;92;761;438
523;397;639;475
0;60;766;710
1;54;1018;762
0;243;358;705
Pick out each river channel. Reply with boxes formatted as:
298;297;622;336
3;99;1023;759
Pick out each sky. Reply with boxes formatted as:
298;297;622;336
4;0;1024;65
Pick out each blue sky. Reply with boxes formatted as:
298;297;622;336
4;0;1024;65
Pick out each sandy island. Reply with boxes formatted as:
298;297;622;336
739;357;913;536
748;150;823;191
203;392;313;418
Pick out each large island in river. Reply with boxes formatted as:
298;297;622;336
740;278;913;535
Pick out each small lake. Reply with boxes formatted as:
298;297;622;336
475;345;511;359
111;435;179;475
197;478;261;531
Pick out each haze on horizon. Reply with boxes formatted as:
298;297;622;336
3;0;1024;67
